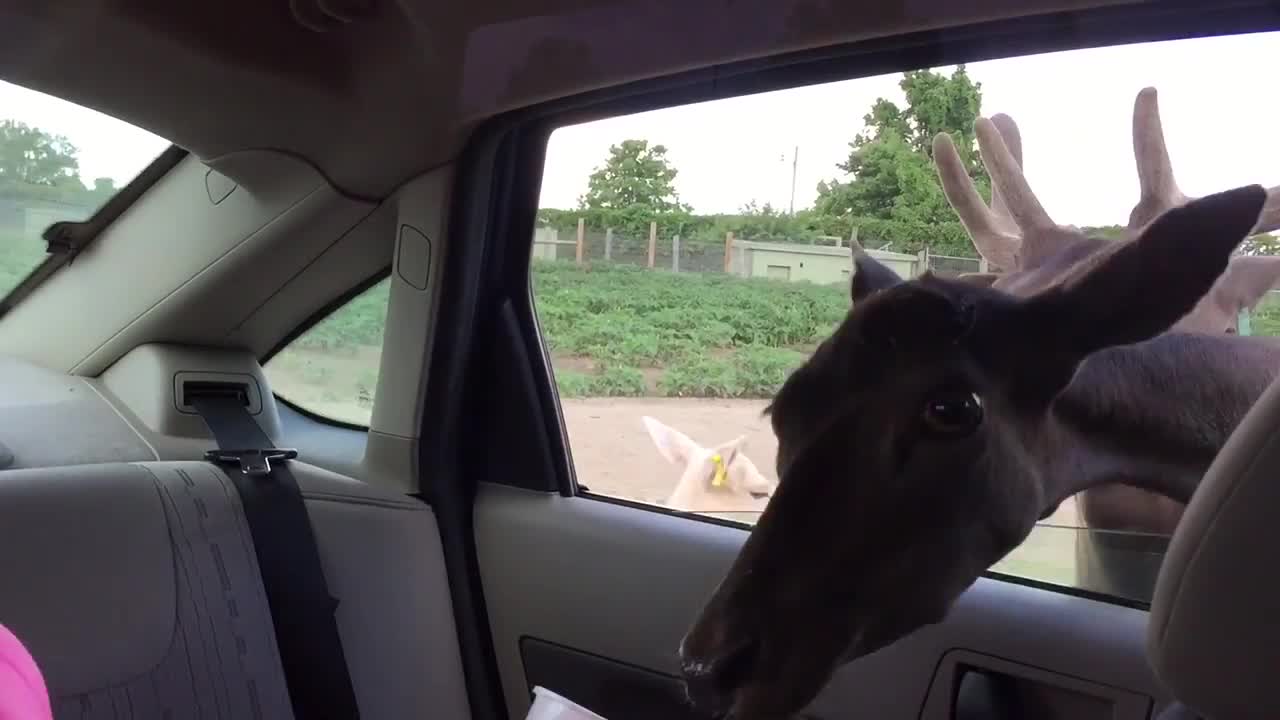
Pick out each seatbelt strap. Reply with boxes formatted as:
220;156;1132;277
191;392;361;720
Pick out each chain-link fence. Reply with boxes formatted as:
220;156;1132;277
533;224;735;275
926;252;982;276
531;222;986;284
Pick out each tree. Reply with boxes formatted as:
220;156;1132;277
0;120;80;187
579;139;687;212
1240;233;1280;256
813;66;988;256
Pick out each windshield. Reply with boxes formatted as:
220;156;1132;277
0;80;170;296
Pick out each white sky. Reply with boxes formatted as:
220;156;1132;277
540;30;1280;227
2;29;1277;228
0;82;169;186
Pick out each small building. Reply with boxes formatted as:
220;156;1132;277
733;240;919;285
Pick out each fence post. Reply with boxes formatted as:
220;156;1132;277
915;249;927;277
576;218;585;265
604;228;613;261
979;257;989;273
672;235;681;272
724;232;735;273
849;226;860;251
648;222;658;268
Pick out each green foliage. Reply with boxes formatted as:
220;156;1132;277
1078;224;1126;240
0;120;132;296
813;66;989;244
532;261;844;397
0;120;80;187
556;365;649;398
578;139;692;240
656;346;809;398
1241;233;1280;256
290;279;392;350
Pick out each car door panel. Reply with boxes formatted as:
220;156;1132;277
475;484;1171;719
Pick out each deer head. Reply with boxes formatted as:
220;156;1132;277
642;416;776;513
677;185;1268;720
937;90;1280;543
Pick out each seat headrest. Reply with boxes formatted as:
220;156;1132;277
1148;371;1280;719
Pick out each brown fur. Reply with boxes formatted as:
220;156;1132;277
937;88;1280;545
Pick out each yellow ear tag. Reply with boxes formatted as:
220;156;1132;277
710;453;728;488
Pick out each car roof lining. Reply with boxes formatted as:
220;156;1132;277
0;0;1156;199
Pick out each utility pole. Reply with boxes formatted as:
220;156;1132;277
789;145;799;215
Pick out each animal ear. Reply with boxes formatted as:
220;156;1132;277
851;250;903;303
712;435;748;465
1211;254;1280;314
1020;185;1266;358
641;415;702;465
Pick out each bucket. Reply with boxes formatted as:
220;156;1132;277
525;686;609;720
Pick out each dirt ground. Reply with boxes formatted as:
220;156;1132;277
559;396;1079;525
559;396;779;506
562;396;1082;585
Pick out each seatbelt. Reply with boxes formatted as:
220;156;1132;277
190;390;361;720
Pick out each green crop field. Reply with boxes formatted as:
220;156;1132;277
532;260;848;398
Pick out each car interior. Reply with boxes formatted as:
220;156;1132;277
0;0;1278;718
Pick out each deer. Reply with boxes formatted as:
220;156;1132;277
642;415;777;514
940;88;1280;594
675;126;1280;717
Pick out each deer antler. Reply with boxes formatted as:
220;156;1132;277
1129;86;1280;235
934;131;1016;272
932;115;1026;272
935;113;1061;271
1127;87;1190;234
987;113;1023;235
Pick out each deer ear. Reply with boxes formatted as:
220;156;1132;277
851;251;903;303
1211;254;1280;313
641;415;702;465
712;435;748;465
987;185;1267;406
1023;185;1266;356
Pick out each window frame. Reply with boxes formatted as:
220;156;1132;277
0;144;188;317
260;266;392;432
431;0;1280;637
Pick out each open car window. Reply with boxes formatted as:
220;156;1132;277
529;30;1280;608
0;79;170;299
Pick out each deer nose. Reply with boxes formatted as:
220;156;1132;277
749;491;770;499
680;636;760;714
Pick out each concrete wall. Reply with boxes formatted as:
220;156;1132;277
737;240;917;284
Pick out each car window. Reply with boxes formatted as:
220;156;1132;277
264;278;391;427
530;31;1280;605
0;80;170;298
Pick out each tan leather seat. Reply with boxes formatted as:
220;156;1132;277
1148;375;1280;719
0;460;471;719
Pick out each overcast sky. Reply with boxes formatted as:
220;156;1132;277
0;82;169;186
3;30;1278;229
540;30;1280;227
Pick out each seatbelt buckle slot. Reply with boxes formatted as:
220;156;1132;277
204;448;299;477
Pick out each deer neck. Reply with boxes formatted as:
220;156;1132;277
1043;332;1280;506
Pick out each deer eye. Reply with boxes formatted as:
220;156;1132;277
921;390;983;437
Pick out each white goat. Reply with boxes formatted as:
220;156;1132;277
641;415;777;513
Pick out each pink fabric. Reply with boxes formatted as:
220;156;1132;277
0;624;51;720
